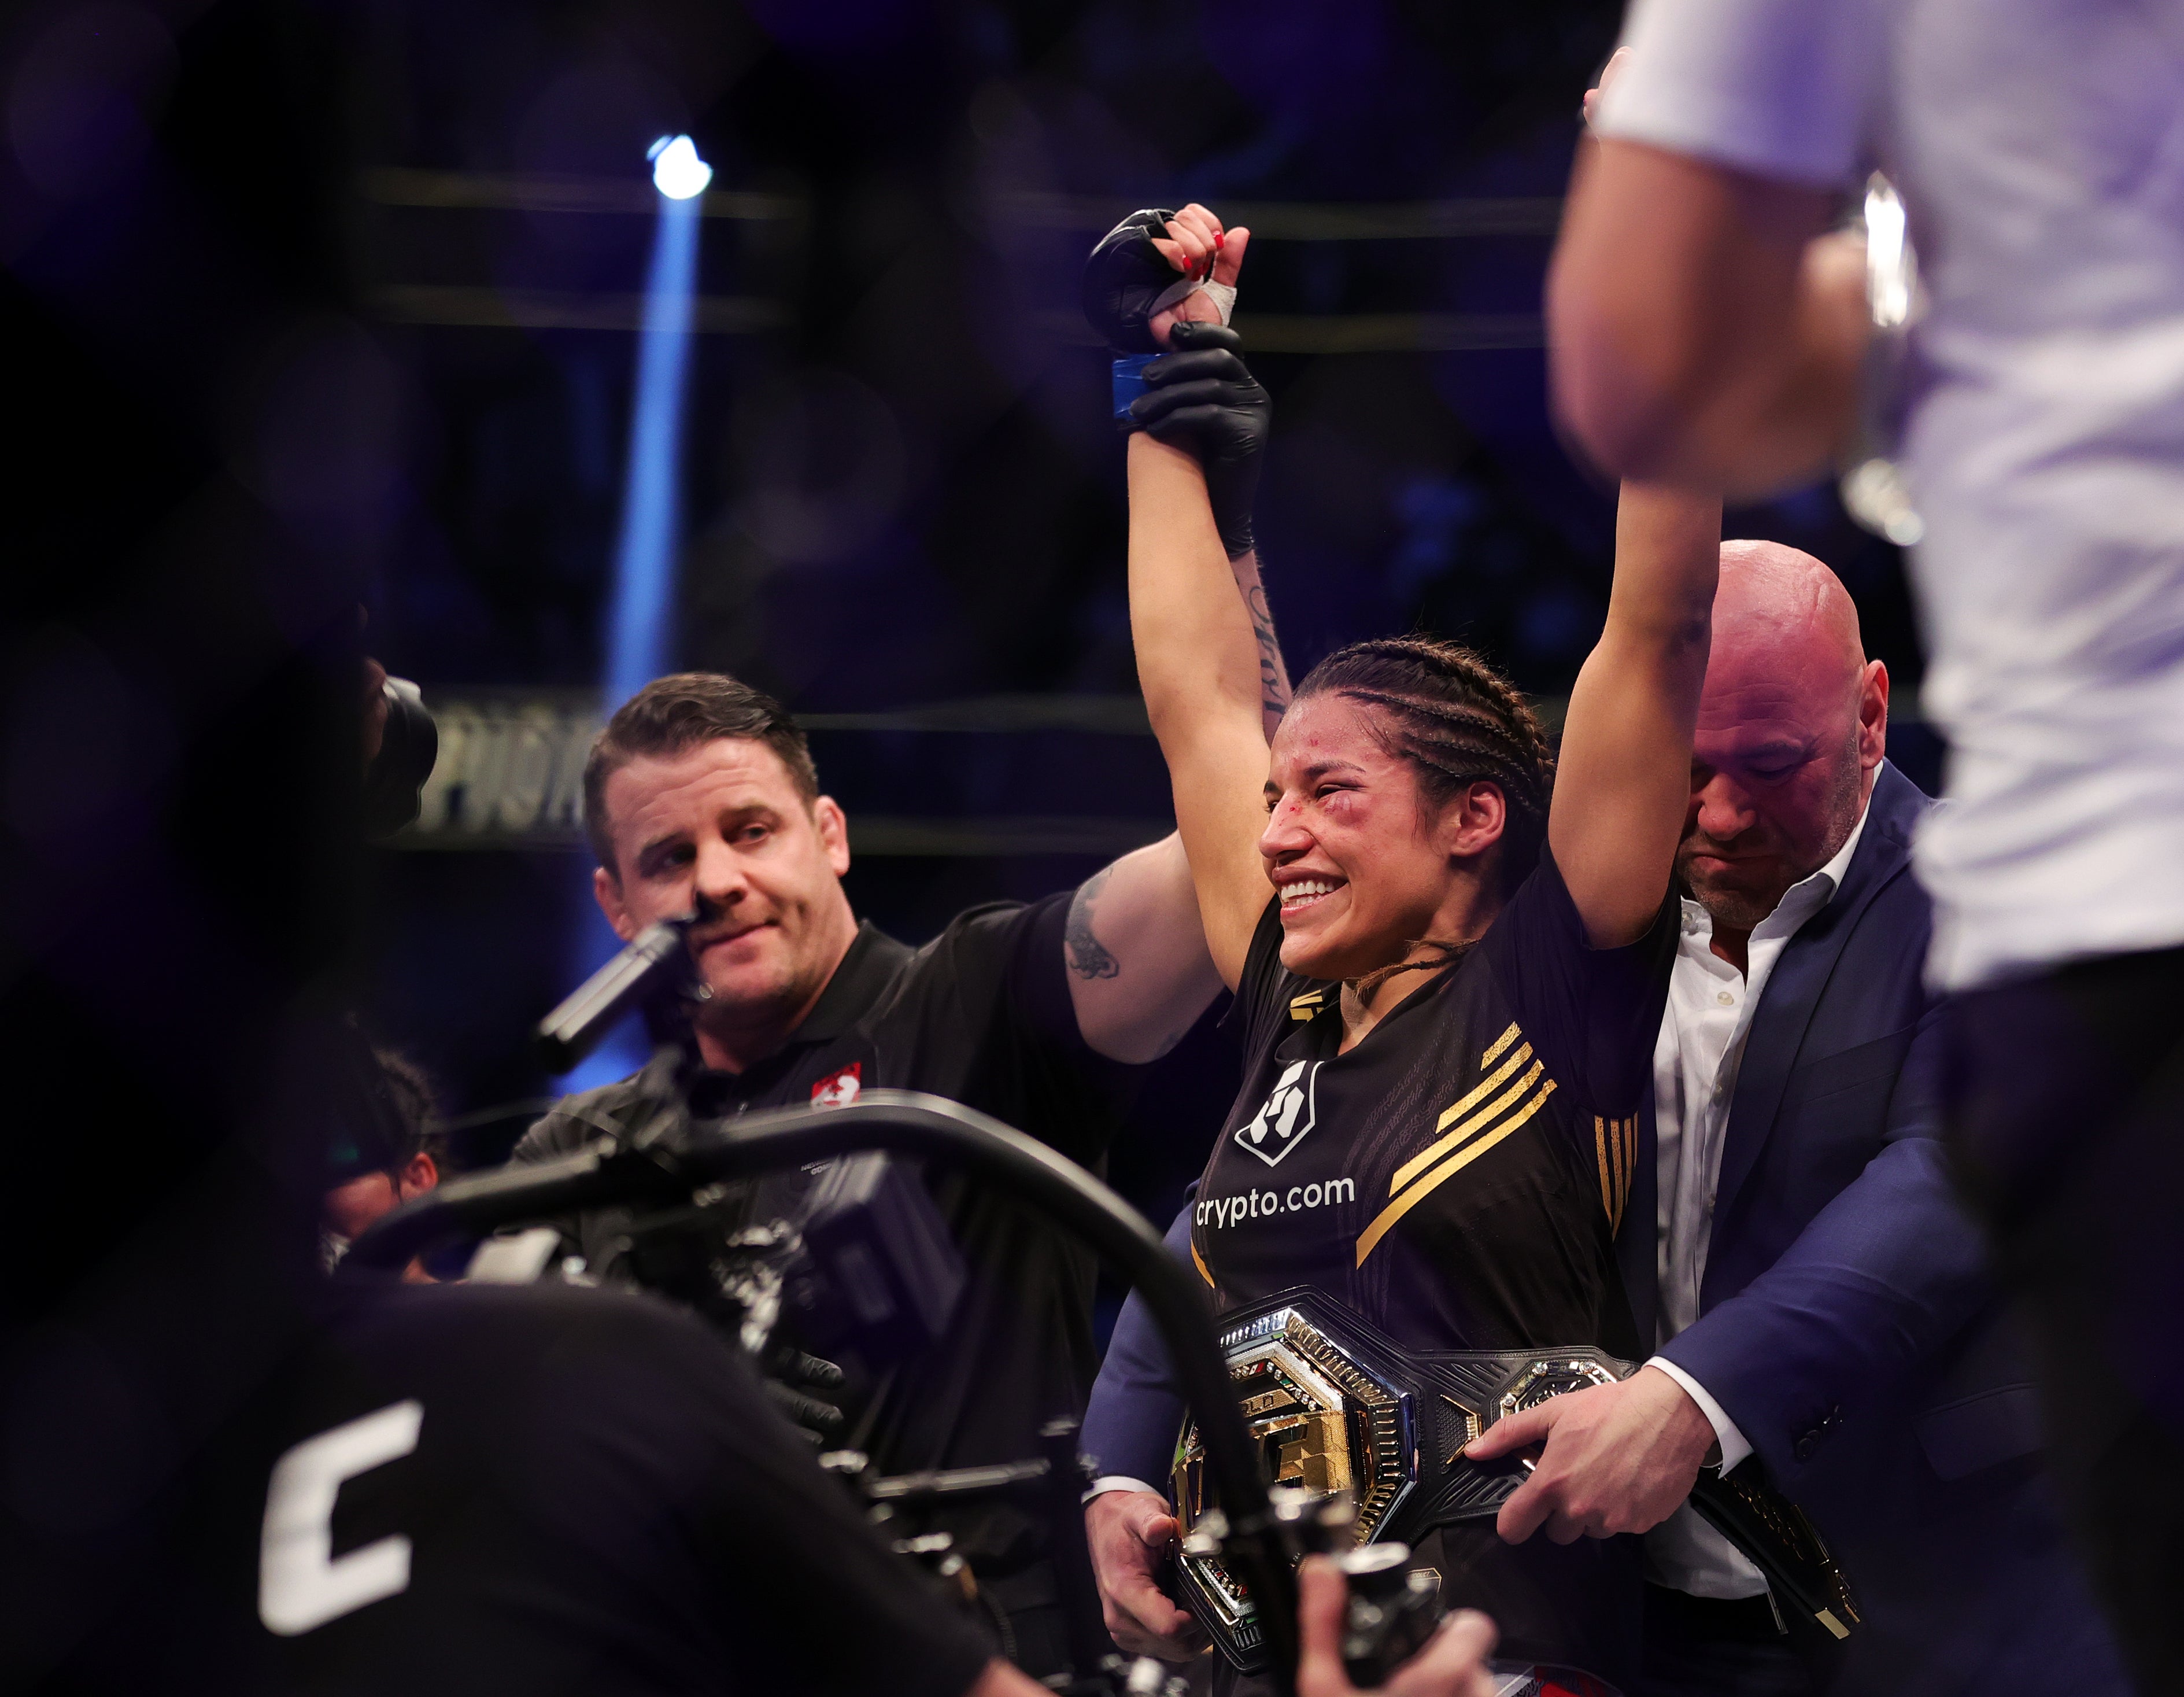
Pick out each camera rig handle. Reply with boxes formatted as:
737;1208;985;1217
350;1090;1303;1694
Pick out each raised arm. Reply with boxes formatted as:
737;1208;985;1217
1126;431;1274;989
1066;530;1288;1056
1548;482;1721;946
1067;209;1279;1027
1230;545;1293;740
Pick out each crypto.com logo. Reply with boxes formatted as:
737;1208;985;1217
1234;1059;1318;1167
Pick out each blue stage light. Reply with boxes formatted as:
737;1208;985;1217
648;134;713;200
558;136;712;1094
601;182;701;707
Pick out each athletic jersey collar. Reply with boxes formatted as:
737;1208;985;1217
794;919;914;1043
682;920;911;1110
1276;949;1470;1060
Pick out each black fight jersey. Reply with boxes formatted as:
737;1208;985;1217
1190;853;1674;1684
1191;849;1673;1359
228;1281;995;1697
515;899;1139;1502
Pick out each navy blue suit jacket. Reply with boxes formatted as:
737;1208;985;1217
1084;763;2124;1695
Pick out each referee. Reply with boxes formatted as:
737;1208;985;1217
512;670;1248;1674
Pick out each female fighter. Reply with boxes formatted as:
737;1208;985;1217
1121;206;1723;1684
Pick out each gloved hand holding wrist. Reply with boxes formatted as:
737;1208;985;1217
1082;202;1266;558
1129;321;1270;560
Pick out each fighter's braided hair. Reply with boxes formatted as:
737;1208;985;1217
1293;634;1554;895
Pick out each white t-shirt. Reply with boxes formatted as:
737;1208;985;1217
1596;0;2184;989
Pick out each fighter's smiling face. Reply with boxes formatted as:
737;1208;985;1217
592;737;858;1035
1259;693;1506;982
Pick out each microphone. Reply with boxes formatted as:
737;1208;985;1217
534;912;697;1072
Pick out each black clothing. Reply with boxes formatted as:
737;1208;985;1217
514;901;1136;1563
231;1279;996;1697
1943;945;2184;1695
1636;1587;1821;1697
1189;850;1674;1682
1190;850;1668;1352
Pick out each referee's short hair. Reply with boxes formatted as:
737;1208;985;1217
583;673;820;874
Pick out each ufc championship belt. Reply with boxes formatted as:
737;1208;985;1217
1169;1289;1861;1673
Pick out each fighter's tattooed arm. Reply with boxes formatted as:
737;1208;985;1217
1066;866;1122;980
1228;549;1292;740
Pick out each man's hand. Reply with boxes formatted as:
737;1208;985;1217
1085;1490;1203;1659
1464;1366;1719;1545
1130;324;1270;562
759;1346;848;1446
1296;1557;1499;1697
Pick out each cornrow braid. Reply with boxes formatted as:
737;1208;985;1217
1293;635;1555;895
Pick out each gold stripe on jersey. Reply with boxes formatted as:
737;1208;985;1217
1594;1115;1637;1232
1356;1076;1559;1266
1289;988;1330;1022
1480;1020;1521;1068
1390;1056;1543;1194
1401;1039;1536;1170
1191;1238;1216;1288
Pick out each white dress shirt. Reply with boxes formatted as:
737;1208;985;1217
1642;800;1870;1598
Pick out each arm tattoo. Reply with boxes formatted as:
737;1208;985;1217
1228;550;1292;737
1066;866;1121;980
1246;582;1291;721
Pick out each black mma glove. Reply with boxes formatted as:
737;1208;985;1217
1082;206;1185;353
1129;321;1270;560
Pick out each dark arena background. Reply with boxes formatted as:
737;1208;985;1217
1;0;1938;1333
5;0;1934;1373
24;1;2184;1692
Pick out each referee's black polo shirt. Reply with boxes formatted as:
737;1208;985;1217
513;895;1140;1511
